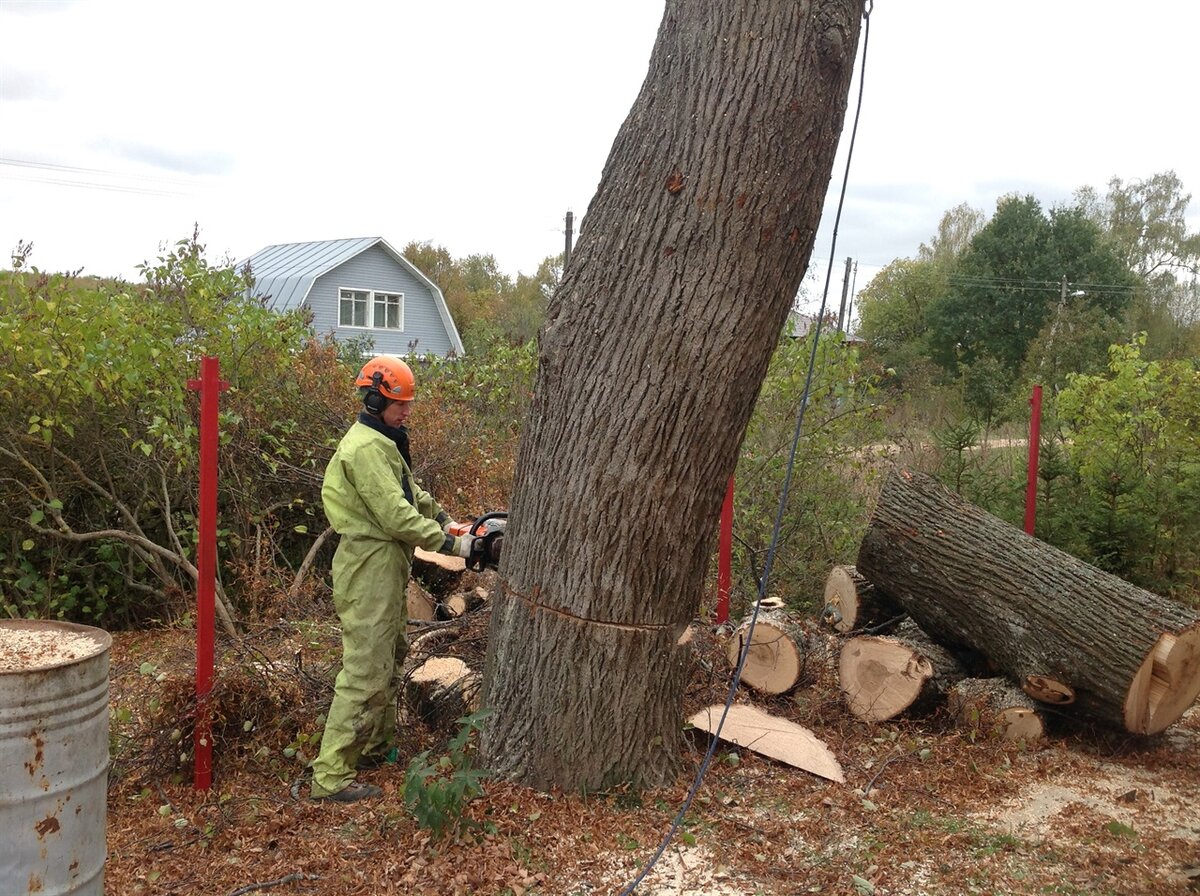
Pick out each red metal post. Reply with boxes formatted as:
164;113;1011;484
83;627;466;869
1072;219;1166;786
1024;384;1043;536
716;477;734;624
187;356;227;791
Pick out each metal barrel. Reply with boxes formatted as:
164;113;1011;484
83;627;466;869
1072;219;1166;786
0;620;112;895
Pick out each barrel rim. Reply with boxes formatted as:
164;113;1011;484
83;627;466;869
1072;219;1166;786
0;619;112;674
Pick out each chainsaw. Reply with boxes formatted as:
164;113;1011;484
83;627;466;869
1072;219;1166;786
448;511;507;572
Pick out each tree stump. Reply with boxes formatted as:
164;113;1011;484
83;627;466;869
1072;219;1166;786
947;677;1046;742
839;620;966;721
413;546;466;594
404;657;481;729
406;580;437;636
857;467;1200;734
726;610;812;695
821;564;903;632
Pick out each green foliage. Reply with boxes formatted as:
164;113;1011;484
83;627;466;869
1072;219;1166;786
927;195;1137;376
855;257;944;380
402;240;559;349
732;331;885;611
0;233;546;626
1056;334;1200;596
403;709;491;839
0;235;342;624
959;353;1011;431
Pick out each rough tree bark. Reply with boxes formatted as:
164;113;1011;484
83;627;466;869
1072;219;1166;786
857;467;1200;735
480;0;866;790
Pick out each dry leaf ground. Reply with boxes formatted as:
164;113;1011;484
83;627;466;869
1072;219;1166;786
102;609;1200;896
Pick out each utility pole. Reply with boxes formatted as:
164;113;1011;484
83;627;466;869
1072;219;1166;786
564;210;575;270
836;256;853;332
846;259;859;333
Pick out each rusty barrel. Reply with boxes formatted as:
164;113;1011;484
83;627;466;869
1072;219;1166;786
0;620;112;895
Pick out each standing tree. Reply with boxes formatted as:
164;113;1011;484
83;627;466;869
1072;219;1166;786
927;195;1138;376
480;0;865;790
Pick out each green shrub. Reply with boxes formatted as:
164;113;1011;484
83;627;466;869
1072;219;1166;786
730;331;885;613
403;709;491;839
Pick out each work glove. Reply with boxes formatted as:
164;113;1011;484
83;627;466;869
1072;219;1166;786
439;534;477;558
436;511;458;534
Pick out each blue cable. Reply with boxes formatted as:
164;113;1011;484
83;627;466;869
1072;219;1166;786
616;4;873;892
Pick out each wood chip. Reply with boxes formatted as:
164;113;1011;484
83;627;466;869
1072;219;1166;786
0;625;105;672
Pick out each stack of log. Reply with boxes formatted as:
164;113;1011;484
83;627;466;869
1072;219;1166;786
831;467;1200;741
402;550;493;728
724;467;1200;744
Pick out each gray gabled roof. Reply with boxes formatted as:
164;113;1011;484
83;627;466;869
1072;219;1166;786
240;236;388;311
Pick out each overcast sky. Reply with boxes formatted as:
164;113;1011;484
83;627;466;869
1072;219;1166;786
3;1;1198;317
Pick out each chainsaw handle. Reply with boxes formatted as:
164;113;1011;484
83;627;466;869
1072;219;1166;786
469;511;508;536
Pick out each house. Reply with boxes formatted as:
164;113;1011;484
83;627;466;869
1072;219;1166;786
240;237;464;357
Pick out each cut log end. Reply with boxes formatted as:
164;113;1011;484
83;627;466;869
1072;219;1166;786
821;564;896;633
839;635;933;722
822;565;861;631
949;677;1046;742
405;656;480;728
1124;625;1200;735
996;708;1045;742
1022;675;1075;705
406;580;437;635
726;612;806;695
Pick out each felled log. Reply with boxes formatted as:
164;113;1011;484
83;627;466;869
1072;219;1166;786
857;467;1200;734
726;610;814;695
440;586;488;620
821;564;904;633
839;619;967;721
404;656;481;729
947;677;1046;742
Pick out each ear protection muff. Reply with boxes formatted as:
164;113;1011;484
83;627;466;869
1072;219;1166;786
363;371;389;414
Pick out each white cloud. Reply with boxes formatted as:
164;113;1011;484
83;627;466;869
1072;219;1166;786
3;0;1197;292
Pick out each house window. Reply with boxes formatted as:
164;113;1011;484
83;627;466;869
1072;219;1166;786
373;292;402;329
339;288;404;330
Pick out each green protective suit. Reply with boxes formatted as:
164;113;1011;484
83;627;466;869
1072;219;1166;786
310;420;449;798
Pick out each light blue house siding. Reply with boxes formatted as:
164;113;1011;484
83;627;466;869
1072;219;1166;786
241;237;464;357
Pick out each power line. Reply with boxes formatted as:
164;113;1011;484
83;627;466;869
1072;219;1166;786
0;156;195;196
1;171;188;197
946;274;1138;294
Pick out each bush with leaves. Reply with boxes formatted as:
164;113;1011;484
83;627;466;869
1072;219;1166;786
0;237;342;625
730;330;885;613
1056;334;1200;599
0;236;538;627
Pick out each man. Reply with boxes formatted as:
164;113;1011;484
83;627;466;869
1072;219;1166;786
310;355;474;802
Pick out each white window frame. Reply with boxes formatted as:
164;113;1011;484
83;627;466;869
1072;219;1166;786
338;287;404;330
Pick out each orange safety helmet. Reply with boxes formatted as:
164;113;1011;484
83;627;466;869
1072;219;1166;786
355;355;416;407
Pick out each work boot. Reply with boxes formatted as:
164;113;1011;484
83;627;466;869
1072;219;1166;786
311;780;383;803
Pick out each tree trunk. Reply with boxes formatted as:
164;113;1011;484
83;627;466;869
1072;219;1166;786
480;0;865;790
857;467;1200;734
